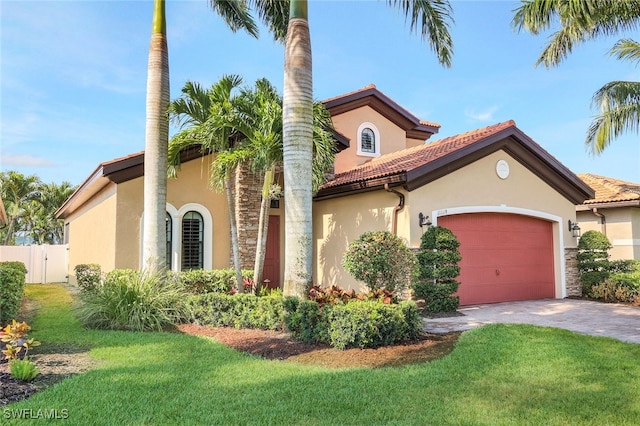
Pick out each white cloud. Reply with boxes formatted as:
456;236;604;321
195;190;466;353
465;105;500;122
1;154;55;168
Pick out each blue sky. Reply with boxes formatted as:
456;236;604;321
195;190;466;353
1;0;639;187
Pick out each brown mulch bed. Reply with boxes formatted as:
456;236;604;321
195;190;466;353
176;324;460;369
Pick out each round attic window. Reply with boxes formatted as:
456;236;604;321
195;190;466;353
496;159;510;179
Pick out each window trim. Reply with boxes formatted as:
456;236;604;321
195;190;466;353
175;203;213;270
357;122;380;157
142;203;213;272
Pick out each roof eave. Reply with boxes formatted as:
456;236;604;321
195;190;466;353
315;174;407;201
577;200;640;210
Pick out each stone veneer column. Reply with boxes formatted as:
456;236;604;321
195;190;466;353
564;247;581;297
232;164;263;270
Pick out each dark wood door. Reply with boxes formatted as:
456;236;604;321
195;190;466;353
263;216;280;289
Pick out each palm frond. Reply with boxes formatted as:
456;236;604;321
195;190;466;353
247;0;290;42
387;0;454;67
610;38;640;64
514;0;640;68
586;80;640;154
209;0;259;38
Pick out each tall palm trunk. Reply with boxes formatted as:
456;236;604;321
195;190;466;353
142;0;170;272
282;0;313;297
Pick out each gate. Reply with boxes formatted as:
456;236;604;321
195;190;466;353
0;244;69;283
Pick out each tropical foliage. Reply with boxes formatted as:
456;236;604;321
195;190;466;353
0;171;75;245
168;76;336;292
513;0;640;153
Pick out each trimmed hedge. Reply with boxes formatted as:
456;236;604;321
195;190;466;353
177;269;253;294
284;297;422;350
413;226;462;313
0;261;28;326
189;292;284;330
577;230;612;292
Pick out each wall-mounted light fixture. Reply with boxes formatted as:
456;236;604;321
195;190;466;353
568;220;581;238
418;212;432;228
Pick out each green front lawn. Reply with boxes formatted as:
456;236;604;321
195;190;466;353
5;284;639;425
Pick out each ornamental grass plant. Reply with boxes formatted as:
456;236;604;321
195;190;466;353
76;269;190;332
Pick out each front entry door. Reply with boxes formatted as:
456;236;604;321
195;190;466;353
263;215;280;289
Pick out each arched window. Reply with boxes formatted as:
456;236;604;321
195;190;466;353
361;128;375;153
357;122;380;157
181;211;203;270
165;213;172;271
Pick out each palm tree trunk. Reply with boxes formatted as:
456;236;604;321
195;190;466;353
253;167;274;294
142;0;169;272
224;175;243;293
282;0;313;298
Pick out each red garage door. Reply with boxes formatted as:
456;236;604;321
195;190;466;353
438;213;555;305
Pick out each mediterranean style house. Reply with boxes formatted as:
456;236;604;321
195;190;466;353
577;174;640;260
57;84;594;306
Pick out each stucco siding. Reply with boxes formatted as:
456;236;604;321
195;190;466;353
114;178;144;270
65;184;118;283
331;106;417;174
577;207;639;260
314;190;399;290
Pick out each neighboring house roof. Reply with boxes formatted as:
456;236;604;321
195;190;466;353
577;173;640;209
322;84;440;140
316;120;594;204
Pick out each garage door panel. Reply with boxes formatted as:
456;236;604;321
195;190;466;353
438;213;555;305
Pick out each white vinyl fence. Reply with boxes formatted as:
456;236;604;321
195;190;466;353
0;244;69;283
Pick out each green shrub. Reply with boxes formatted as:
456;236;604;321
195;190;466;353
577;230;612;293
412;226;461;313
343;231;416;295
177;269;253;294
0;261;27;326
189;292;284;330
284;297;422;349
328;300;422;350
74;264;102;292
283;298;332;343
77;269;190;332
588;270;640;303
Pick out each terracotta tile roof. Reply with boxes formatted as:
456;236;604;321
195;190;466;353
322;120;516;189
578;173;640;204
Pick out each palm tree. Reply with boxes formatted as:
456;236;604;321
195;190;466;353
281;0;455;297
234;78;336;293
142;0;170;273
169;75;246;291
0;171;41;245
39;181;76;244
512;0;640;153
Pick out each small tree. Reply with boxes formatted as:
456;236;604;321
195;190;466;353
343;231;415;296
412;226;461;313
577;230;612;294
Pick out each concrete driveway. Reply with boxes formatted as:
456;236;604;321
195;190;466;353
423;299;640;344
